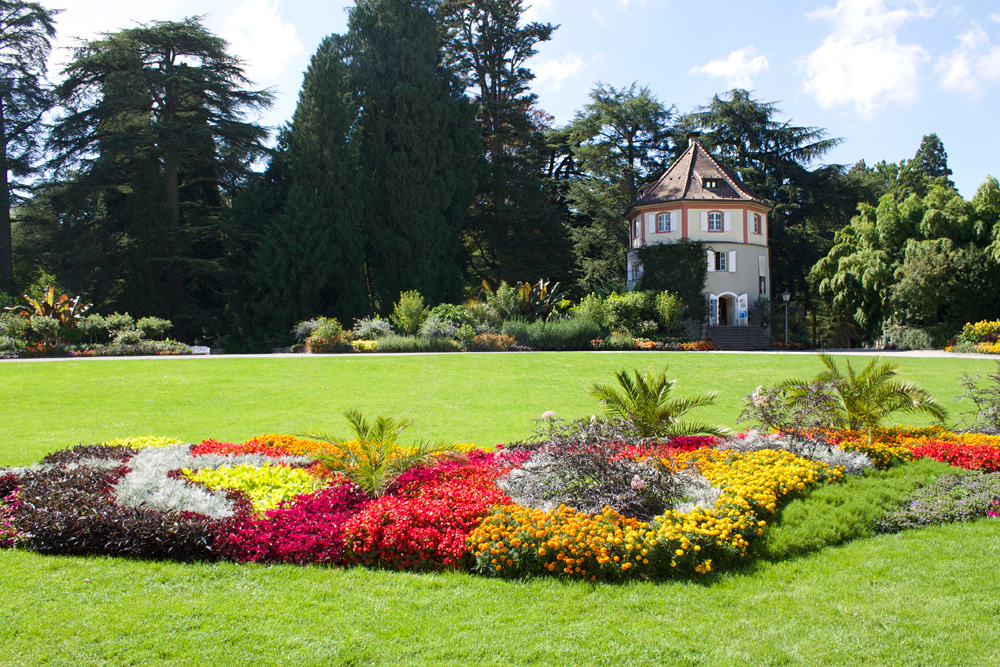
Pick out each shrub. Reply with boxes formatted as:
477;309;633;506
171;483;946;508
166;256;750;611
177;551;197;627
374;334;457;353
29;315;59;343
391;290;428;335
523;316;601;351
79;314;106;343
0;312;29;340
292;319;319;341
426;303;475;330
456;323;477;349
418;313;458;338
590;331;635;350
103;312;135;335
957;320;1000;345
574;293;611;332
875;470;1000;533
114;328;144;345
352;316;392;340
654;291;684;333
483;281;520;324
137;316;171;340
605;291;655;335
880;322;934;350
499;319;528;345
467;332;514;351
0;335;22;357
305;317;347;353
761;458;959;560
956;363;1000;434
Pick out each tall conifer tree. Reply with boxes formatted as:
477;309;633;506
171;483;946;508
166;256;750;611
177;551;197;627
350;0;478;310
245;35;367;339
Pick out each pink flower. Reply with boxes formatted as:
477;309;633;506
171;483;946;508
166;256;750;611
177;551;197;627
541;411;556;420
631;474;645;491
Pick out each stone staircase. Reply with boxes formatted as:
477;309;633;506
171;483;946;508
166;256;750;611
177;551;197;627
707;326;771;351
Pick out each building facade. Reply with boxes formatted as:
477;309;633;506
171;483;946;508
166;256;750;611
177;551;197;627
624;133;773;328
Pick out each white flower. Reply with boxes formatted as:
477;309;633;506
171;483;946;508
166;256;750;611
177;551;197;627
631;474;645;491
752;385;768;408
540;410;556;420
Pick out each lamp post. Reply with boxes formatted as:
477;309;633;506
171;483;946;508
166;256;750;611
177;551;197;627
781;291;791;345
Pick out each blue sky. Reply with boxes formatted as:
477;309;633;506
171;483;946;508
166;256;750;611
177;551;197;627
49;0;1000;197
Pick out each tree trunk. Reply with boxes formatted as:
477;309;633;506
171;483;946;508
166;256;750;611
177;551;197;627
0;97;13;295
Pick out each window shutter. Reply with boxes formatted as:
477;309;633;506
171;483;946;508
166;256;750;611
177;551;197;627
647;213;655;235
761;213;767;234
728;251;736;272
700;211;708;232
706;250;715;272
723;211;732;232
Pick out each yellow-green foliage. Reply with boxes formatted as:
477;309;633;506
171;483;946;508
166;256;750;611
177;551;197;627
351;339;378;352
103;435;184;449
183;464;324;513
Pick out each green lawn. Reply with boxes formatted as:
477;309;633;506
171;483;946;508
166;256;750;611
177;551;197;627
0;352;993;465
1;352;998;667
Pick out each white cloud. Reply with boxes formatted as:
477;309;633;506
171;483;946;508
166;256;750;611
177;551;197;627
991;12;1000;24
522;0;553;23
799;0;932;117
936;23;1000;94
47;0;300;86
221;0;303;82
690;46;769;89
534;52;586;90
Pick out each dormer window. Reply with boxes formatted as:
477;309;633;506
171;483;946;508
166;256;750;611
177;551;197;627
703;178;720;189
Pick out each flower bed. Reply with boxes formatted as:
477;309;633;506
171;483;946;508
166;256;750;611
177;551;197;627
0;427;996;581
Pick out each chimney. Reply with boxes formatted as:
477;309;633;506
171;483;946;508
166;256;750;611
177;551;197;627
686;131;701;143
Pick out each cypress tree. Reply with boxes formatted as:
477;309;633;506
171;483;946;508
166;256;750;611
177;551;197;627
349;0;478;310
244;35;368;340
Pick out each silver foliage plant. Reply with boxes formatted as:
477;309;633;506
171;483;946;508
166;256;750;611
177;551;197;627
113;446;312;519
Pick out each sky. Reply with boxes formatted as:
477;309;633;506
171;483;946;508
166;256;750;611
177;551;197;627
44;0;1000;198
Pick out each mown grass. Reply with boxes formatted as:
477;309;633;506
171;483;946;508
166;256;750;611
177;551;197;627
0;352;992;465
1;520;998;667
1;352;998;666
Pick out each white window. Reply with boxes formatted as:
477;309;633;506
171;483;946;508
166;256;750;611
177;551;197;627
708;212;723;232
657;212;671;232
752;213;761;234
704;178;719;189
715;251;727;272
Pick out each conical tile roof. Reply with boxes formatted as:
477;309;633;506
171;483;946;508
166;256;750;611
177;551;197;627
627;136;771;213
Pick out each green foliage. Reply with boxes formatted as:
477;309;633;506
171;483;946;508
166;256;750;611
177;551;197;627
79;314;106;342
781;354;947;433
0;0;60;292
573;293;611;332
136;317;171;341
761;458;960;560
635;240;708;323
352;0;478;309
523;316;601;351
653;291;684;333
5;285;90;327
811;173;1000;344
103;312;135;335
604;290;654;335
238;34;368;343
442;1;575;288
28;314;58;343
373;334;458;353
956;362;1000;434
483;280;520;324
305;317;347;353
589;366;728;437
567;83;673;288
113;329;144;345
306;410;462;497
391;291;429;336
47;17;273;339
498;318;528;344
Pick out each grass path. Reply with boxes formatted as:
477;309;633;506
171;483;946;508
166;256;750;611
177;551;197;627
1;352;993;465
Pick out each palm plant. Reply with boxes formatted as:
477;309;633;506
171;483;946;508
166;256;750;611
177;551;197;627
780;354;947;434
589;366;729;438
304;410;462;497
